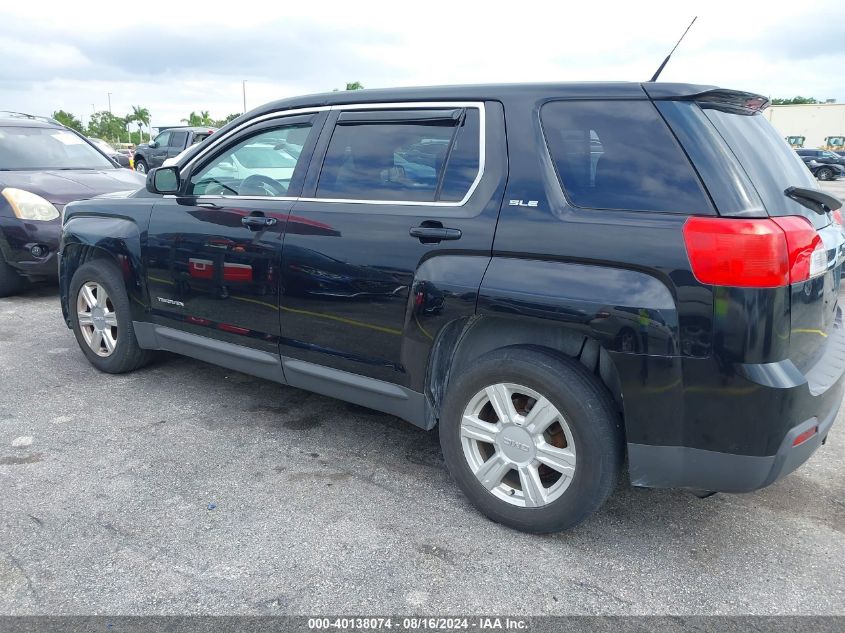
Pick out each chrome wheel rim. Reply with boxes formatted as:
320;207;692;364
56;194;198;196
460;383;576;508
135;162;146;173
76;282;118;357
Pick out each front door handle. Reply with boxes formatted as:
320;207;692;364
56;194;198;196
242;215;277;229
409;225;462;243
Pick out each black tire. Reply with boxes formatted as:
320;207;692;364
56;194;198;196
439;346;624;533
134;158;148;174
817;167;834;181
0;248;25;298
69;260;154;373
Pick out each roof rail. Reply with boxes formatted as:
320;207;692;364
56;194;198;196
0;111;62;125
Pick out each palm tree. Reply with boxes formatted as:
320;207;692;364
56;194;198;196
182;111;215;126
123;115;134;143
131;106;150;143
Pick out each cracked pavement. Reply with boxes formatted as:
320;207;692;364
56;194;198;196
0;279;844;615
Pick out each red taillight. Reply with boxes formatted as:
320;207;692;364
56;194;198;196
792;426;818;447
771;217;826;283
683;216;825;288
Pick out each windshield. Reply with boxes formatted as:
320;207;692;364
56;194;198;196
0;126;116;170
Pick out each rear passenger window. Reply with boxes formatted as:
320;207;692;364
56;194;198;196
316;108;480;202
541;101;710;213
169;131;188;148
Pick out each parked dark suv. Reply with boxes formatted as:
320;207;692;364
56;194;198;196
58;83;844;533
132;127;216;174
0;112;146;296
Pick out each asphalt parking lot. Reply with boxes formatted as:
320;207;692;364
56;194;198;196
1;187;844;615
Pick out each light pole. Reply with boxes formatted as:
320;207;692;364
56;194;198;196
242;80;247;114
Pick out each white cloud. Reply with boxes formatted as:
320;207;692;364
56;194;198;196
1;0;844;126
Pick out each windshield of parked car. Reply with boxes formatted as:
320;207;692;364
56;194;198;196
0;126;116;170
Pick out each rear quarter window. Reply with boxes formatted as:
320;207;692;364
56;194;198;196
541;100;712;213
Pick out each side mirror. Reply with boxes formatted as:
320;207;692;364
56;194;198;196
148;141;158;148
147;166;181;194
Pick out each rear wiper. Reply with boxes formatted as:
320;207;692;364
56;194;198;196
784;186;842;214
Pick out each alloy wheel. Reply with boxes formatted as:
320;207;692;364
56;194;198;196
76;281;118;357
460;382;576;508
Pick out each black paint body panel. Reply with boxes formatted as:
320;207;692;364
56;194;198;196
58;82;844;494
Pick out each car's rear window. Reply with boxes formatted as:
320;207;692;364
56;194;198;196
701;106;824;226
541;100;711;213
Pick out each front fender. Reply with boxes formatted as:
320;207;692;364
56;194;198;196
59;216;148;326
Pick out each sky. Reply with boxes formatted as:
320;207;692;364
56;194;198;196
2;0;844;130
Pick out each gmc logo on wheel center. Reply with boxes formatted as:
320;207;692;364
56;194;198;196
503;437;531;452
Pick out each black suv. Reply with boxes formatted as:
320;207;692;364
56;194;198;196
132;126;216;174
58;83;844;533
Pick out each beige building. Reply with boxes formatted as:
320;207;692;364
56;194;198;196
764;103;845;148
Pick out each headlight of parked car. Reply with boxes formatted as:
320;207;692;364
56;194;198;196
1;188;60;221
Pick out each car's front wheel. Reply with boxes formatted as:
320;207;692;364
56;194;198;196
439;347;623;533
134;158;148;174
69;260;154;373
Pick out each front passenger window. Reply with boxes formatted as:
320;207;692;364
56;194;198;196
189;123;312;197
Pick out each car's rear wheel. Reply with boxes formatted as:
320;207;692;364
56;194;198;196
134;158;148;174
817;167;834;181
69;260;153;373
0;249;26;298
439;346;623;533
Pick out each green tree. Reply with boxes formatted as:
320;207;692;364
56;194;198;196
333;81;365;92
130;105;150;143
87;111;125;143
771;96;820;105
52;110;84;133
182;110;214;126
214;113;241;127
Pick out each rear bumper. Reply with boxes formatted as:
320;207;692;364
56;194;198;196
618;305;845;493
628;400;838;492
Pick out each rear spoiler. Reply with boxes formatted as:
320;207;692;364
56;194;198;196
642;85;769;114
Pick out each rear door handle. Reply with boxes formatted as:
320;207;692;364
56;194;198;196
409;226;462;243
242;215;277;229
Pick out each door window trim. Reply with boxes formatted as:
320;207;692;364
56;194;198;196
178;101;486;207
